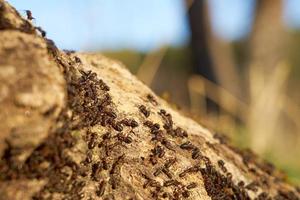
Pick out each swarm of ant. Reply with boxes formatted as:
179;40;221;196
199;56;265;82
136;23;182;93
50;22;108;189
0;4;299;199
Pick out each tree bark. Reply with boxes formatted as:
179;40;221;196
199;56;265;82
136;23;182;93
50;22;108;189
0;1;299;199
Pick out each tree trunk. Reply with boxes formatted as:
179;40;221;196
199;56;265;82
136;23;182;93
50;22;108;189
187;0;220;114
247;0;289;154
0;1;299;199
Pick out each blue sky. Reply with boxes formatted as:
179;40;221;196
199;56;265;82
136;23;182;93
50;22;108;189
208;0;256;41
7;0;300;52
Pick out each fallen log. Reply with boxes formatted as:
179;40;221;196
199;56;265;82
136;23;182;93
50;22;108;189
0;1;299;199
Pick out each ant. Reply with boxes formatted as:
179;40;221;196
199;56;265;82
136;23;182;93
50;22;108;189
164;158;176;168
180;141;195;150
162;167;172;178
217;160;227;173
164;180;179;187
179;165;200;178
110;154;125;175
191;147;201;159
120;118;138;128
110;175;117;189
174;127;188;138
146;94;158;105
139;105;150;117
96;180;106;197
153;166;163;176
112;121;123;132
63;49;76;55
25;10;35;21
91;162;102;181
117;133;132;144
87;132;97;149
161;139;175;151
186;182;197;189
151;145;165;158
85;151;93;164
35;26;46;37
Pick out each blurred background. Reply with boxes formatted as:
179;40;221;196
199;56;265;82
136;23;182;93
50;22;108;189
8;0;300;185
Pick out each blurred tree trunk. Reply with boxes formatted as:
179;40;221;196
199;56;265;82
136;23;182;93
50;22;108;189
187;0;219;113
247;0;289;154
187;0;215;83
0;1;299;199
249;0;287;73
187;0;243;118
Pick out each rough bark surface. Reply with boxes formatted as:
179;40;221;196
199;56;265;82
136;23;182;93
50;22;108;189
0;1;299;200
